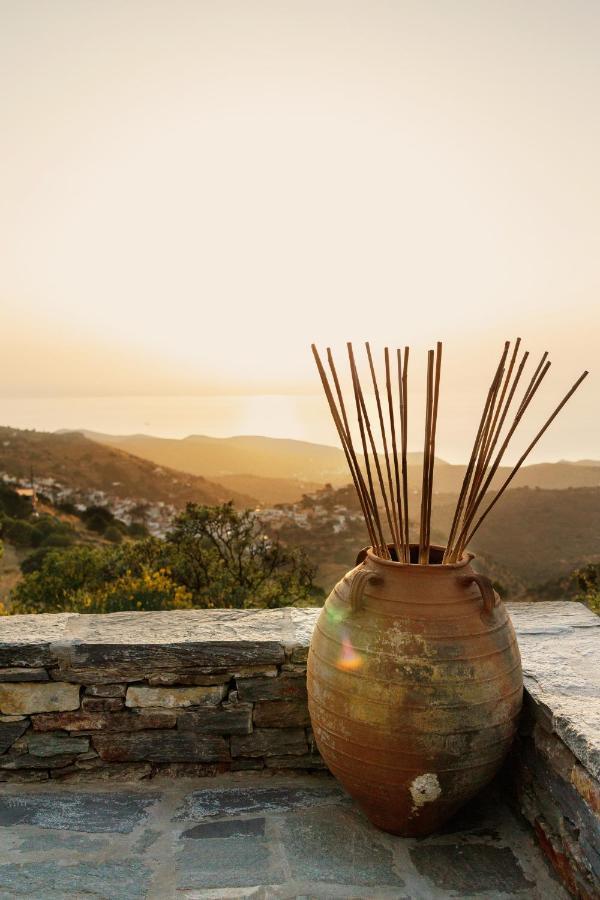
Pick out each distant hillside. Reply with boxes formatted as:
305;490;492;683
0;427;255;509
432;486;600;593
215;474;323;506
406;461;600;493
79;432;352;485
564;459;600;468
294;482;600;595
76;431;600;496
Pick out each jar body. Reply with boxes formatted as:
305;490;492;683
307;547;523;836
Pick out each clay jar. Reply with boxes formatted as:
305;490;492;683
307;544;523;836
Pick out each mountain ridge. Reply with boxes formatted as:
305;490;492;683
71;429;600;498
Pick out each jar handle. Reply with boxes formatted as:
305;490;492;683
459;573;499;616
349;565;383;612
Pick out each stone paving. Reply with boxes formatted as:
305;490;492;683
0;773;567;899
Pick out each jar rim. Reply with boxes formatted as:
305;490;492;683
362;543;474;570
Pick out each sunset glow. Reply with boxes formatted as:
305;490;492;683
0;1;597;458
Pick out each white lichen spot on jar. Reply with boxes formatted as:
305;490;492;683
409;773;442;810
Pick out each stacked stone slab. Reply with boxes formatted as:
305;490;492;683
0;608;323;782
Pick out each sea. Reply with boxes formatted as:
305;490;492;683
0;394;338;445
0;393;580;465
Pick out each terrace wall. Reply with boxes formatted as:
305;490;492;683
0;601;598;897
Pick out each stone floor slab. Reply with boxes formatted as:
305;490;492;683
0;790;160;833
176;833;284;891
0;773;568;899
174;784;346;820
278;804;405;888
410;843;535;895
0;859;150;899
182;816;266;839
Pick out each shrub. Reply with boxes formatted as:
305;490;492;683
39;531;75;549
11;546;109;613
24;515;77;549
20;547;52;575
572;563;600;614
104;525;123;544
128;521;149;538
83;512;111;534
80;505;119;534
71;567;193;614
2;518;37;547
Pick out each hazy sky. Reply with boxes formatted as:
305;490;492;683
0;1;597;456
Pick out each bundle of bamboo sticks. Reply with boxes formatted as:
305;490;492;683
312;340;588;565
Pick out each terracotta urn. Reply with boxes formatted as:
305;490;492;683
307;544;523;836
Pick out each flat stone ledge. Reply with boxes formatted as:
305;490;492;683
0;614;76;667
0;608;319;675
508;601;600;779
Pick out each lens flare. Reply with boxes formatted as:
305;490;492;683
337;633;363;671
326;604;347;625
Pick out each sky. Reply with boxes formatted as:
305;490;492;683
0;1;597;459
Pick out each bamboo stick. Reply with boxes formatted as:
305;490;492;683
464;342;510;522
463;370;589;548
399;347;410;561
424;342;442;559
419;350;434;564
455;347;531;547
349;343;398;559
326;347;378;547
452;357;553;561
479;339;522;474
385;347;404;561
517;351;549;415
480;344;528;477
347;343;389;557
311;345;378;550
366;343;402;560
312;340;587;573
443;343;508;563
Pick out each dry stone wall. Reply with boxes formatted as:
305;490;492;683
0;601;598;898
506;602;600;900
0;608;323;782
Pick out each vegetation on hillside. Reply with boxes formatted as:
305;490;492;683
6;502;322;615
1;445;598;615
0;485;78;550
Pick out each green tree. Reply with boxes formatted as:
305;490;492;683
9;503;322;614
164;503;320;609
